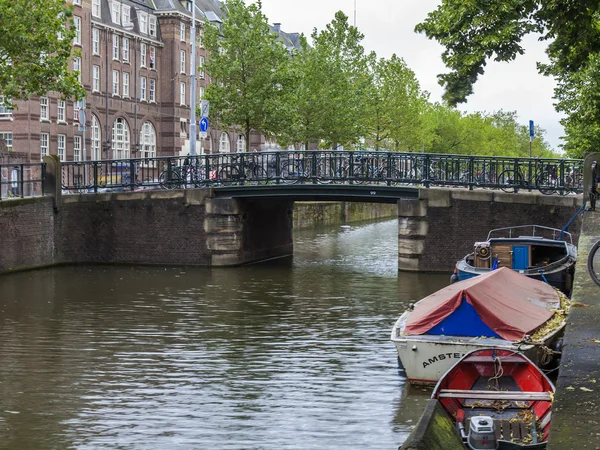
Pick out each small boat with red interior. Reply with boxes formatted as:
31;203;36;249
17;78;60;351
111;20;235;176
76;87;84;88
432;348;554;450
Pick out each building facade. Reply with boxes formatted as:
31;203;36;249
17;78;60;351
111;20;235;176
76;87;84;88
0;0;299;165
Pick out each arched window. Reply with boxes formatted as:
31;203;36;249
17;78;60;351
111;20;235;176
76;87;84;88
92;114;102;160
139;121;156;159
219;132;230;153
237;135;245;152
112;117;130;159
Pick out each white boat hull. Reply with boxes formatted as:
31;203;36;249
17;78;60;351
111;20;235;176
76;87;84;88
391;313;563;385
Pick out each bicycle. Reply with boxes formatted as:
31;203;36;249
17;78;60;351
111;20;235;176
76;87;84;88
498;163;560;194
217;154;268;186
159;157;206;189
588;239;600;287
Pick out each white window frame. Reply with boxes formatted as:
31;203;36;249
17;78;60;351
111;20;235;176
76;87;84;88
74;100;84;120
73;56;81;82
198;87;204;100
199;56;205;79
180;23;185;42
140;76;147;101
40;97;49;121
74;135;81;161
140;121;157;159
140;43;147;67
180;82;186;106
122;37;129;62
149;16;157;37
112;117;130;160
219;132;230;153
92;0;101;18
112;2;121;25
58;134;66;161
149;79;155;102
0;96;12;118
92;28;100;55
122;5;130;26
57;100;65;123
180;50;186;74
237;135;245;152
73;16;81;45
112;70;120;96
139;13;147;34
40;133;49;160
92;115;101;160
113;34;119;60
123;72;130;98
149;46;156;69
93;65;101;92
73;0;81;5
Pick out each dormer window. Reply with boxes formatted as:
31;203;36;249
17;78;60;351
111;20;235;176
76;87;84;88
149;16;157;37
112;2;121;25
122;5;130;26
139;13;147;34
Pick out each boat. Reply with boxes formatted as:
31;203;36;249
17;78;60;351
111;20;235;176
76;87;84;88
391;268;568;385
432;348;555;450
452;225;577;296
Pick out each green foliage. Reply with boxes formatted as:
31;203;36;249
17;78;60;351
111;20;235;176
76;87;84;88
203;0;289;150
0;0;84;106
416;0;600;156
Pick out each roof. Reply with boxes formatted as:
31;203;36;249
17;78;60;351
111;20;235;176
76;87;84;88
404;267;560;341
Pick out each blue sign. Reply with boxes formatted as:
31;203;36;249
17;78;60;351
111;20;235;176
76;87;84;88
200;117;209;132
529;120;534;138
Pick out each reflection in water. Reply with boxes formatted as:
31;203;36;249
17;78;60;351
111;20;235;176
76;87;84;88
0;219;449;449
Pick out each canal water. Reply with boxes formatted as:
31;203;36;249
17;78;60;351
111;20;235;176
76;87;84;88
0;219;450;450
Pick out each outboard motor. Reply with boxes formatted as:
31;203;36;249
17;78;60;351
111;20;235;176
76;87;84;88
468;416;498;450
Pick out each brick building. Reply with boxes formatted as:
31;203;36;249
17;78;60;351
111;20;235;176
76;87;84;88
0;0;300;165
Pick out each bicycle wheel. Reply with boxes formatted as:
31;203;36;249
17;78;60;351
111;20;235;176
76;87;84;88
158;168;184;189
246;166;268;185
218;164;242;185
537;172;557;195
279;162;300;184
498;170;521;193
588;239;600;287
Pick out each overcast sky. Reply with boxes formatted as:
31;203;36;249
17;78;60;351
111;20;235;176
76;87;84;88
245;0;565;152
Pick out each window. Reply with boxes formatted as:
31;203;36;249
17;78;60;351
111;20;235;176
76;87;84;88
180;50;186;73
199;56;205;78
122;5;130;26
112;70;119;96
140;76;147;101
180;82;186;105
123;72;129;97
149;79;156;102
73;0;81;5
57;100;65;122
58;134;66;161
180;23;185;41
92;115;101;160
237;135;245;152
73;16;81;45
219;133;230;153
140;121;156;159
198;87;204;100
92;0;101;18
74;135;81;161
0;96;12;118
73;56;81;82
40;97;48;120
112;2;121;25
149;16;157;37
140;43;147;67
113;34;119;60
198;28;203;48
40;133;49;159
122;37;129;62
112;118;130;159
74;100;84;120
92;28;100;54
149;46;156;69
139;13;147;34
0;132;13;150
92;65;101;92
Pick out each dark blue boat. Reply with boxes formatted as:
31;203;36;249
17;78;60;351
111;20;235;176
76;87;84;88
453;225;577;296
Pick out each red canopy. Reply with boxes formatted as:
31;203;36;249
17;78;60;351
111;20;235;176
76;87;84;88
404;267;560;341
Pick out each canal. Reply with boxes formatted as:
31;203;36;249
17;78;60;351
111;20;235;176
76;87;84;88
0;218;450;450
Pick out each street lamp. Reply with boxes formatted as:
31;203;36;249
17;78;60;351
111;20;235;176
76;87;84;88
184;0;198;157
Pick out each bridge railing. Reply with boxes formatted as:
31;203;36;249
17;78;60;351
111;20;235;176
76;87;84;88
0;162;46;199
60;151;584;195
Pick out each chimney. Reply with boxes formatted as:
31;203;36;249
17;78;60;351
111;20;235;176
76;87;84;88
273;23;281;33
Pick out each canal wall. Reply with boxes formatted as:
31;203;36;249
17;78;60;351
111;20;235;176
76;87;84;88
293;201;397;229
398;188;583;272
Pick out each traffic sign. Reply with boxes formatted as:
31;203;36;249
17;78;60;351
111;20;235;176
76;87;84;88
201;100;210;118
199;117;209;132
529;120;534;140
199;131;208;139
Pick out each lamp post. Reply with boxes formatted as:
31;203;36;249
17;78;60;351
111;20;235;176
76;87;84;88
188;0;197;157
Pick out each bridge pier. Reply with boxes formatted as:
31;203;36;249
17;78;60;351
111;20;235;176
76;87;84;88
398;188;583;273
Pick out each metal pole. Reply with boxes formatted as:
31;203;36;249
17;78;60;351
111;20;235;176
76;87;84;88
189;0;197;157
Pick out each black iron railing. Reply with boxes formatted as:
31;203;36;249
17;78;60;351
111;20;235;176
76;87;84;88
0;162;46;199
60;151;585;195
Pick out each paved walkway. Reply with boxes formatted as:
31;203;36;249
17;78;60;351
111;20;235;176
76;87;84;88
548;209;600;449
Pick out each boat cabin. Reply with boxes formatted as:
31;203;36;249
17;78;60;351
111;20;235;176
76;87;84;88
470;238;568;271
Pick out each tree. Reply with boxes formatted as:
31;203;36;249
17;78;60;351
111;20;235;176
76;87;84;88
0;0;84;106
203;0;290;151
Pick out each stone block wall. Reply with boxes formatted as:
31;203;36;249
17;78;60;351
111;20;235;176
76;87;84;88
398;189;583;273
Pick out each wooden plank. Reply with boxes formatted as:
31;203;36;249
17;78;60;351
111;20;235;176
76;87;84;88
439;389;551;401
462;355;528;364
